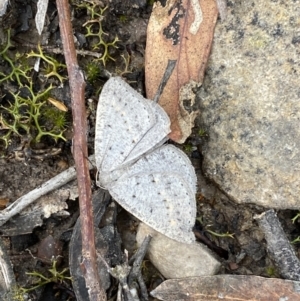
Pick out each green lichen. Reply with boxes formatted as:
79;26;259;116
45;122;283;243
0;83;67;147
26;44;66;83
13;259;72;298
291;212;300;224
205;229;235;239
11;287;27;301
196;217;235;239
0;30;68;148
115;53;132;76
291;236;300;244
0;29;32;86
76;2;120;65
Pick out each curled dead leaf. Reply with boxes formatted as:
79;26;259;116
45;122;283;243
151;275;300;301
145;0;218;143
48;97;68;112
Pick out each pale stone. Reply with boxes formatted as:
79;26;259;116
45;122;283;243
136;223;220;279
198;0;300;209
0;0;8;17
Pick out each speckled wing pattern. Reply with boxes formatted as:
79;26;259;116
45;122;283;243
109;144;197;243
95;77;170;175
95;77;196;243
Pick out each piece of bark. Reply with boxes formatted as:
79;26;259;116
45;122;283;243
255;209;300;281
151;275;300;301
145;0;218;143
0;180;78;236
0;156;95;227
70;190;112;301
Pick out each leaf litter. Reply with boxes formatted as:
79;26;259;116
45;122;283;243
0;1;300;300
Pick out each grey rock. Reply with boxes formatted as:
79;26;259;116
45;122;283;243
199;0;300;209
136;223;220;279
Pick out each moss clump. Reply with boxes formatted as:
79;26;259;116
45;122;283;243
198;128;207;137
85;61;101;83
183;143;194;153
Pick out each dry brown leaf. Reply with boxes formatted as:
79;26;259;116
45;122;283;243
0;198;9;209
151;275;300;301
145;0;218;143
48;97;68;112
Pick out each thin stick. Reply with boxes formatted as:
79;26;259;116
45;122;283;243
0;156;95;226
55;1;106;300
128;235;152;301
255;209;300;281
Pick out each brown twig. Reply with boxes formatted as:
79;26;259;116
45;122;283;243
56;1;106;300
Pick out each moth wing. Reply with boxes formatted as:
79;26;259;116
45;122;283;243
95;77;170;176
108;145;197;243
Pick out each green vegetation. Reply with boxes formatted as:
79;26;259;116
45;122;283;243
291;212;300;224
119;15;129;23
0;30;67;148
0;29;31;87
183;143;194;153
27;44;66;83
0;2;121;148
0;83;67;147
115;53;132;77
76;1;120;65
205;229;235;239
291;236;300;244
265;266;277;277
85;60;101;83
25;259;72;292
147;0;156;5
198;128;208;137
12;259;72;300
196;217;235;239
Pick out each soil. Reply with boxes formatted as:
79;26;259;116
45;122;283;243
0;1;300;301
